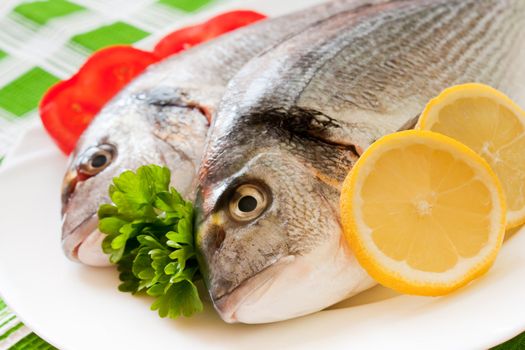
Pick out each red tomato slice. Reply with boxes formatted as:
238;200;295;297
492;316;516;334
205;10;266;36
76;46;159;104
153;10;266;58
40;77;100;154
153;25;209;59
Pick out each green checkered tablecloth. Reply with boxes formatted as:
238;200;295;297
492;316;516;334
0;0;524;349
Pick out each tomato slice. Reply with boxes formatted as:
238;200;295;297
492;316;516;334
153;10;266;58
40;77;100;154
205;10;266;36
76;46;159;104
153;25;209;59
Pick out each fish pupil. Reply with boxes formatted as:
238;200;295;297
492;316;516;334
91;154;107;168
238;196;257;213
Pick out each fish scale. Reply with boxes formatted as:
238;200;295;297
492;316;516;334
196;0;525;324
297;0;518;137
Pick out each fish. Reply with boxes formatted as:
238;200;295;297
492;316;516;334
60;0;383;266
195;0;525;324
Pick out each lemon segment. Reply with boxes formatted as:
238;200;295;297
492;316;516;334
340;130;506;296
417;83;525;228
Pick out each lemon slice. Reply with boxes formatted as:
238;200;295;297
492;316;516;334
340;130;506;296
417;83;525;228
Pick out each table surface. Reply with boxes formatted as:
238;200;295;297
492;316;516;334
0;0;523;349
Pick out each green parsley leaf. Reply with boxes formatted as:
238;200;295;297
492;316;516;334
150;280;203;318
98;164;203;318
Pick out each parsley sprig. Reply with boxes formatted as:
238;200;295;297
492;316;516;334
98;165;203;318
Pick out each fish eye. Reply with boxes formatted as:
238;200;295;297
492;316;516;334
78;144;116;176
228;184;268;222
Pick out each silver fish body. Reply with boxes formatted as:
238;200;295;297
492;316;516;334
196;0;525;323
60;0;376;266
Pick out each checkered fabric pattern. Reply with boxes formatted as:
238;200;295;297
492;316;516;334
0;0;226;348
0;0;523;349
0;0;227;160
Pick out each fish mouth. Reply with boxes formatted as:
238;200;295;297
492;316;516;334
62;214;110;267
213;255;295;323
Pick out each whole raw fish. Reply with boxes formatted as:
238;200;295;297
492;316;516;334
196;0;525;323
60;0;379;266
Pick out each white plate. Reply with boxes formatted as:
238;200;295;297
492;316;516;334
2;2;525;347
2;130;525;350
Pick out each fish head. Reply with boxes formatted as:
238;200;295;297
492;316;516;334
196;138;372;323
62;86;210;266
